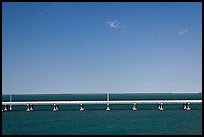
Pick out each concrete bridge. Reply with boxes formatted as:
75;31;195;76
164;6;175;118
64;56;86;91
2;100;202;112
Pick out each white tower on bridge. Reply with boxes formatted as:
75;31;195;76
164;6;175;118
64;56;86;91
106;86;110;111
9;93;12;111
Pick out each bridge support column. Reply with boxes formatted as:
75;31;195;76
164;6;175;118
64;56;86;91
9;104;12;111
182;103;187;110
80;104;84;111
53;104;59;111
106;104;110;111
26;104;30;112
30;104;34;111
158;103;164;111
132;103;137;111
186;103;191;111
4;105;8;111
56;105;59;111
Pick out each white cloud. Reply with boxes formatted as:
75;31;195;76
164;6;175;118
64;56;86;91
106;19;121;29
178;28;188;36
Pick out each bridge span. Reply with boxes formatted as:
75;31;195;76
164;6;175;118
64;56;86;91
2;100;202;112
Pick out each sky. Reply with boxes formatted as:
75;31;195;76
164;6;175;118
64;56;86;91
2;2;202;94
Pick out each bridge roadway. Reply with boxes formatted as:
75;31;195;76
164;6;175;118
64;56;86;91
2;100;202;105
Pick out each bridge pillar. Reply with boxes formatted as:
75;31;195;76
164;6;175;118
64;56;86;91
26;104;30;112
80;104;84;111
158;103;164;111
182;103;187;110
186;103;191;111
53;104;59;111
4;105;8;111
132;103;137;111
9;104;12;111
30;104;34;111
56;105;59;111
106;104;110;111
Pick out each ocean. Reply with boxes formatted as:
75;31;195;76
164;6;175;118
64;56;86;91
2;93;202;135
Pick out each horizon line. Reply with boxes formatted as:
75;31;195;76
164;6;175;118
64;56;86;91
2;91;202;95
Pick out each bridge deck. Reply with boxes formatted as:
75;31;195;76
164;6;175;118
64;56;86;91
2;100;202;105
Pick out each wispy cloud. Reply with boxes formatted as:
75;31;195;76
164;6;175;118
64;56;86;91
178;28;188;36
106;19;122;29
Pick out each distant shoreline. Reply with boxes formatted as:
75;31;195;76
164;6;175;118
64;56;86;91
2;92;202;96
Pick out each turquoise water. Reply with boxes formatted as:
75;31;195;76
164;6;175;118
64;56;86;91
2;93;202;135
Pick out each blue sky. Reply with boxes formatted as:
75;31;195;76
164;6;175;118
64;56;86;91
2;2;202;94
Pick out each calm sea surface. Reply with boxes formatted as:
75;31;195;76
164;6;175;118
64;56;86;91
2;93;202;135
